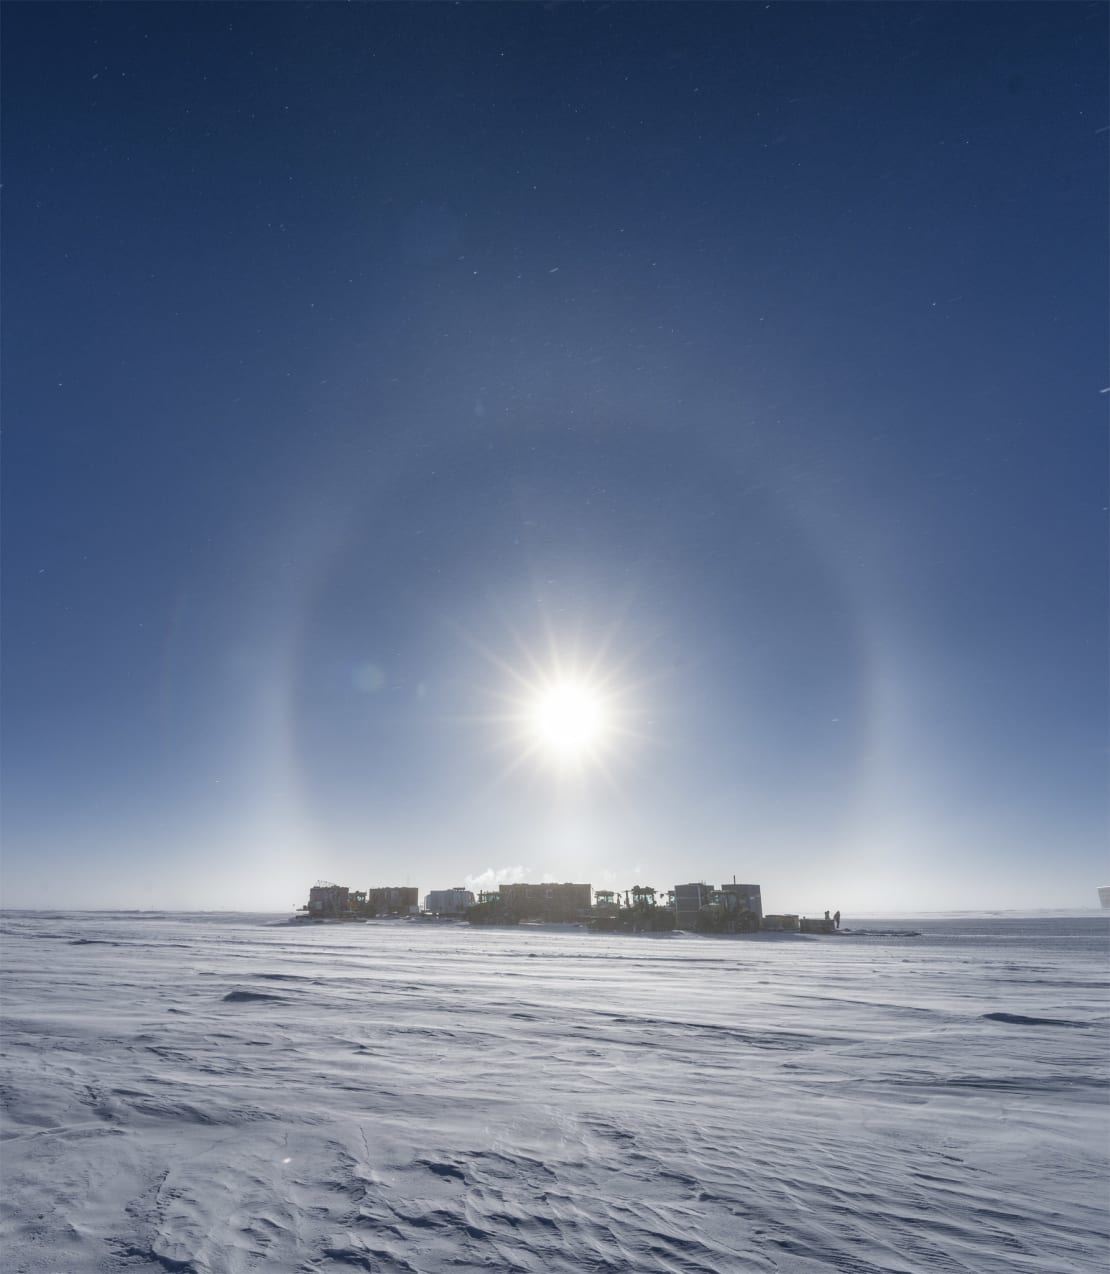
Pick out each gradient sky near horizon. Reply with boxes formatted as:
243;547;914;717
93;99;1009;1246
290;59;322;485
3;2;1107;913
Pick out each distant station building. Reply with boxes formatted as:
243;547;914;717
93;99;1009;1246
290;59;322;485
424;887;475;916
307;882;350;917
673;882;714;930
719;881;763;926
365;886;418;916
762;914;800;932
497;882;592;922
673;880;764;932
300;882;418;919
799;915;836;934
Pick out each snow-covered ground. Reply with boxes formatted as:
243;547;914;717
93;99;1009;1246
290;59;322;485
2;912;1107;1273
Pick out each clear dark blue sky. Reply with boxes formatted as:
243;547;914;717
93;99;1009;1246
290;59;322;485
3;2;1106;911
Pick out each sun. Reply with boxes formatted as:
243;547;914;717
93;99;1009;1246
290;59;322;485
530;681;609;759
458;621;643;785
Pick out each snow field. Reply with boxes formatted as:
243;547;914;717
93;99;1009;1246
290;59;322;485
2;913;1107;1273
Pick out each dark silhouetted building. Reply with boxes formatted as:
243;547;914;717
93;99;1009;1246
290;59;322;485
673;880;763;932
307;883;349;916
498;882;591;922
365;886;418;915
673;882;713;930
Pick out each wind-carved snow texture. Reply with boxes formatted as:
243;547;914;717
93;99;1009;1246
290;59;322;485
1;914;1107;1273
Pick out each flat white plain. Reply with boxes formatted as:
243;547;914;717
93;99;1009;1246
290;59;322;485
2;912;1107;1273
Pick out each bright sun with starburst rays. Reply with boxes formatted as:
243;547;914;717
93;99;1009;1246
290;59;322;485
461;619;643;786
529;679;610;762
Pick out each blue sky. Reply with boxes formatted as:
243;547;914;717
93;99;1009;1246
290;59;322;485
3;3;1106;912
